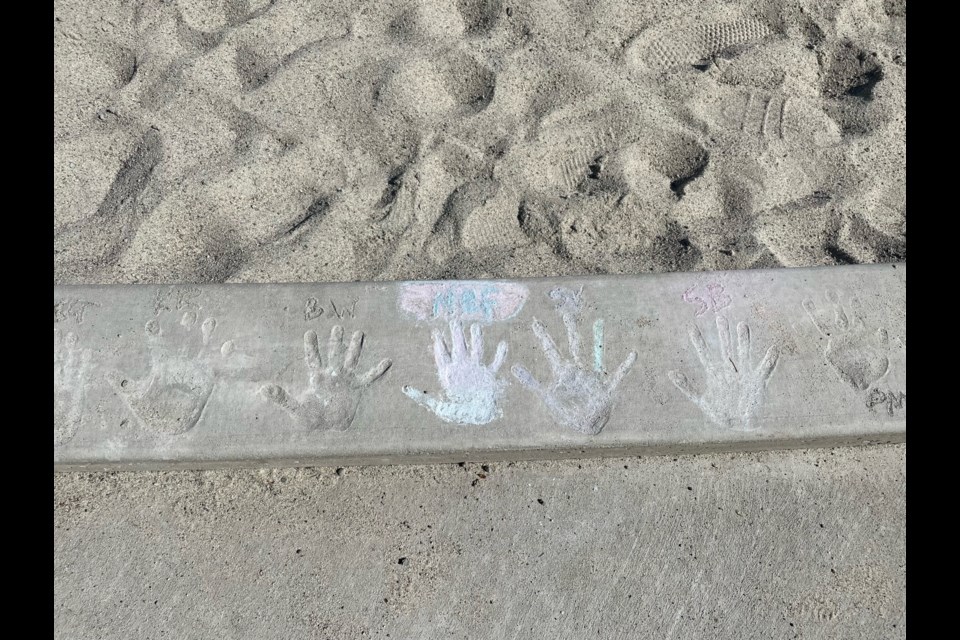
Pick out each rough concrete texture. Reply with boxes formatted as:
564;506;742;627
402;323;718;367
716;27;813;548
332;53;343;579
55;445;905;639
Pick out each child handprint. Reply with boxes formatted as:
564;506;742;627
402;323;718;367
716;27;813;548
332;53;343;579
261;326;392;431
403;319;509;425
54;328;93;446
803;290;890;391
512;287;637;435
668;315;780;431
108;309;235;435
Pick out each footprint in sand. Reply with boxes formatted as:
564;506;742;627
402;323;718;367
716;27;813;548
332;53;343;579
626;15;779;73
377;51;496;125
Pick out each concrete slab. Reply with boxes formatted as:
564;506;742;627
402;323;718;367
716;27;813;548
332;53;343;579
54;264;905;470
54;445;907;639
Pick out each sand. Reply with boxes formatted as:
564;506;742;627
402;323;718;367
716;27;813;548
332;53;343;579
54;0;906;285
54;1;906;636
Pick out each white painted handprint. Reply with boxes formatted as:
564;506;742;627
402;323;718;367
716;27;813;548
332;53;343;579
512;287;637;435
261;326;392;431
403;319;509;425
668;315;781;431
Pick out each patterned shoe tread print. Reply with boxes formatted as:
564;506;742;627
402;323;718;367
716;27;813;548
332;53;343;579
633;18;777;71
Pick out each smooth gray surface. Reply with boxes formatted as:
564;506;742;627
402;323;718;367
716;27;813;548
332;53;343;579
55;264;905;470
54;445;906;639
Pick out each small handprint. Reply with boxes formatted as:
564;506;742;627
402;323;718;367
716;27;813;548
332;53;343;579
261;326;392;431
54;329;93;446
511;287;637;435
803;291;889;391
108;310;234;435
668;315;781;431
403;319;509;425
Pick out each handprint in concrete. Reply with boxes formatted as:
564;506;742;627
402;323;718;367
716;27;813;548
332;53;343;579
668;315;781;431
512;287;637;435
54;328;93;446
108;309;235;435
261;326;392;431
403;319;509;425
803;291;889;391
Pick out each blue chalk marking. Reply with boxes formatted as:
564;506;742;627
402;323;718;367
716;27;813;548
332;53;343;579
479;285;497;321
432;289;456;319
431;285;504;322
593;319;604;373
461;289;480;316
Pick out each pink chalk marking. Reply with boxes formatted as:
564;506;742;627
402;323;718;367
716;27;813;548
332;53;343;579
682;283;732;317
399;282;529;323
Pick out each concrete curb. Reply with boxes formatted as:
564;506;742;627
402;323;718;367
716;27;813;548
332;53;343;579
54;264;905;470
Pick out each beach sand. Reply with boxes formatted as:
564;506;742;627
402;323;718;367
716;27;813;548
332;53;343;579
55;0;905;285
54;1;906;637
